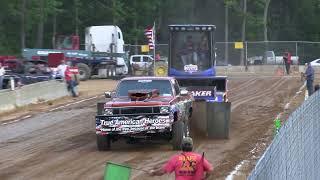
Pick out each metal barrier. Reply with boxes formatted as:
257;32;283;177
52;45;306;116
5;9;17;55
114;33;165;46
248;90;320;180
0;80;68;113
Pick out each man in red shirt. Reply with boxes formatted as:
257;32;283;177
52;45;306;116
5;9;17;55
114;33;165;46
64;61;80;97
283;51;292;75
149;137;213;180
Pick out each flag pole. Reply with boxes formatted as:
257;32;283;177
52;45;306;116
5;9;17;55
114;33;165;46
153;21;156;76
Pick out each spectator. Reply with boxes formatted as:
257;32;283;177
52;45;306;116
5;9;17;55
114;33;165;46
149;137;213;180
198;34;209;68
56;60;68;79
64;62;80;97
305;62;314;96
0;62;5;89
155;53;161;61
283;51;292;75
198;35;209;54
180;35;198;66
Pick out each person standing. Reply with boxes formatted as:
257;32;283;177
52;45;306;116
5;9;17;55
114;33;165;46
198;34;209;69
56;60;68;79
149;137;213;180
0;63;5;89
181;35;197;66
283;51;292;75
64;62;80;97
305;62;314;96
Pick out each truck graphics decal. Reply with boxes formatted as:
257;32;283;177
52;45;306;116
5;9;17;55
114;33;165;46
184;64;198;73
100;117;171;126
191;90;212;97
98;116;173;132
100;126;167;132
187;86;214;98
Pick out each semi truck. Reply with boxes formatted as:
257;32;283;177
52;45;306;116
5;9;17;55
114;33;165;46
22;25;129;81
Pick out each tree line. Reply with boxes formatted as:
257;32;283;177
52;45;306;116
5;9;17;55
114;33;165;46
0;0;319;55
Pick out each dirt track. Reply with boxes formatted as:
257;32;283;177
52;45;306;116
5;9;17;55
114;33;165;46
0;76;302;180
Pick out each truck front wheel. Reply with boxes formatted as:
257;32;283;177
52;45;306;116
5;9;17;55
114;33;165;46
77;63;91;81
171;121;185;150
96;135;111;151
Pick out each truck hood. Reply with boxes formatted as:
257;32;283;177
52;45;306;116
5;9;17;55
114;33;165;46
105;96;173;107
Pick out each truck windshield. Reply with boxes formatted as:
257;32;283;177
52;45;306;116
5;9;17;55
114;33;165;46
170;31;212;72
117;80;173;96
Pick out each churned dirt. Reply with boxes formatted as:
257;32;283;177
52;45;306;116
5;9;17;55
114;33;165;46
0;75;304;180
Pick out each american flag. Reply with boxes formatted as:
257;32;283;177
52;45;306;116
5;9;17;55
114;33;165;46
144;25;155;50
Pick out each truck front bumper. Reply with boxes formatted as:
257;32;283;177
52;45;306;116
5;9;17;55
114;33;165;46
95;114;173;135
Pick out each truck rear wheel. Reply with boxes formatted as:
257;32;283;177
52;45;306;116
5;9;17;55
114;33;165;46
171;121;185;150
77;63;91;81
106;66;116;79
97;135;111;151
111;67;116;79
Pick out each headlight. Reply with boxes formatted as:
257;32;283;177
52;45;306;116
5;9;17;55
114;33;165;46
104;108;113;115
160;106;170;114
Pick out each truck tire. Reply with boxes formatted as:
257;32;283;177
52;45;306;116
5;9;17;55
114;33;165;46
111;67;116;79
171;121;185;150
148;66;154;76
106;66;116;79
154;61;168;77
97;102;105;115
132;68;136;76
77;63;91;81
184;119;190;137
97;135;111;151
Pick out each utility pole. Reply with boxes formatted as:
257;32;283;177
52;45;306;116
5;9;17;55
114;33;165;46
264;0;271;41
21;0;27;49
112;0;117;24
240;0;247;66
225;3;229;65
74;0;79;35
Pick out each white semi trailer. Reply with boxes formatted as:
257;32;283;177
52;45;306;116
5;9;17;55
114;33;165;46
84;25;128;79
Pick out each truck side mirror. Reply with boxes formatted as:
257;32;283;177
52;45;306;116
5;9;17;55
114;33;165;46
180;89;188;96
104;91;112;98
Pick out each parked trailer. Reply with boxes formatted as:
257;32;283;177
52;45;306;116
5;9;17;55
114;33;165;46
22;49;129;81
21;25;129;81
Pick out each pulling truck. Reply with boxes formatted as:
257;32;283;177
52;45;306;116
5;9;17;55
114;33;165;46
94;25;231;152
95;76;194;150
168;24;231;138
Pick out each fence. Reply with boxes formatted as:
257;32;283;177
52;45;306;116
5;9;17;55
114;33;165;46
248;90;320;180
216;41;320;66
124;44;168;60
125;41;320;66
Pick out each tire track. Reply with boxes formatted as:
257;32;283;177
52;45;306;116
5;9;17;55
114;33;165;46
131;78;287;179
231;78;286;111
228;77;258;92
193;78;286;152
228;78;269;101
0;76;301;180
